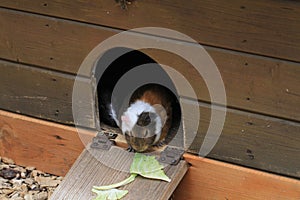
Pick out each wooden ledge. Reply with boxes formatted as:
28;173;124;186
176;154;300;199
50;145;188;200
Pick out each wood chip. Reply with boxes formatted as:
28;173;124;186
0;157;63;199
1;157;15;165
34;176;61;187
25;166;36;171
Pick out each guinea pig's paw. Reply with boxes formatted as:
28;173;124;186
153;140;166;147
126;146;136;152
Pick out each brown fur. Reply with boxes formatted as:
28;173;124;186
129;85;173;144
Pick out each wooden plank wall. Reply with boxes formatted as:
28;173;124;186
0;0;300;181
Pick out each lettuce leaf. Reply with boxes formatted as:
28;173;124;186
92;188;128;200
130;153;171;182
92;152;171;199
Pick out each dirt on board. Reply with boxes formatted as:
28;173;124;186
0;157;63;200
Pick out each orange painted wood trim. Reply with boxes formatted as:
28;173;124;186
0;110;90;175
174;154;300;199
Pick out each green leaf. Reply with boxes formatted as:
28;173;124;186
93;174;137;190
92;188;128;200
130;153;171;182
92;153;171;200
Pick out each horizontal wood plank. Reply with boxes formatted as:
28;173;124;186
174;154;300;200
0;110;91;176
0;60;95;126
0;8;116;75
1;0;300;62
0;110;299;199
0;9;299;121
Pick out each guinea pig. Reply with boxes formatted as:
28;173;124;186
120;84;173;152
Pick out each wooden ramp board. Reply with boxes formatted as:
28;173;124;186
50;145;188;200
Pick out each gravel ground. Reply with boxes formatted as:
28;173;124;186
0;157;63;200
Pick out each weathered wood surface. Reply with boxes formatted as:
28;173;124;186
143;49;300;122
0;8;116;75
186;102;300;178
50;146;188;200
0;110;299;199
0;60;95;127
0;8;299;121
1;0;300;62
0;95;299;179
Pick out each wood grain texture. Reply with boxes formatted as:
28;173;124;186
0;8;299;121
1;0;300;62
185;102;300;179
0;8;116;74
142;49;300;122
0;60;96;127
50;146;188;200
174;154;300;200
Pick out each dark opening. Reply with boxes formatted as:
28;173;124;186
94;47;181;146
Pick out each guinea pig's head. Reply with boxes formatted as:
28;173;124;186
121;102;162;152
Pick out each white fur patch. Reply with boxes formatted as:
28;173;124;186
121;101;162;140
109;103;119;126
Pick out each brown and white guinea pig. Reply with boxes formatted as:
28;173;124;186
96;49;180;152
120;84;174;152
99;83;176;152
